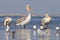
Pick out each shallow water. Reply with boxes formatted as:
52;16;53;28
0;28;60;40
0;16;60;40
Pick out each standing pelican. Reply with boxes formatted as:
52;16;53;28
41;14;52;29
16;4;32;28
4;17;12;32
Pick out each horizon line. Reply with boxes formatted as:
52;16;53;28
0;13;60;17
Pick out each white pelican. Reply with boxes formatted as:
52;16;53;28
16;4;32;28
41;14;52;29
4;17;12;32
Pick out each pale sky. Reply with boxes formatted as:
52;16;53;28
0;0;60;16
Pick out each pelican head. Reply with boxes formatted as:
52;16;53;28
26;4;32;12
45;13;49;17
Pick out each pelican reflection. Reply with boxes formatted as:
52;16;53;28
38;29;51;40
56;31;60;40
15;29;31;40
5;32;10;40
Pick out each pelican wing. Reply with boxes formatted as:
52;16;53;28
41;16;52;26
41;18;45;26
16;16;26;24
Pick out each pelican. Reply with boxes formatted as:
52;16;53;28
41;14;52;29
16;4;32;28
4;17;12;32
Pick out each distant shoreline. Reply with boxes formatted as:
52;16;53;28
0;14;60;17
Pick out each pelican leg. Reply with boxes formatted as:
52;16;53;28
12;31;15;39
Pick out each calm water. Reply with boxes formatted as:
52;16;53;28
0;16;60;40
